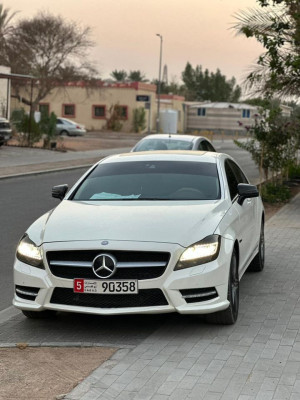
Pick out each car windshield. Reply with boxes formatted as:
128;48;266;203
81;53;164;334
72;161;221;201
134;139;193;151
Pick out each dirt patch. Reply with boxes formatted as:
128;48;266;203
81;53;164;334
0;346;116;400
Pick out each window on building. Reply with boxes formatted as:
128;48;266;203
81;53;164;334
93;105;106;119
39;103;49;116
197;108;206;116
115;105;128;120
242;109;250;118
63;104;75;117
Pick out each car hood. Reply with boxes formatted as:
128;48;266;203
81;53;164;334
34;199;229;248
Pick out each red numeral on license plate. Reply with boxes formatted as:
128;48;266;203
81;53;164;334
74;279;84;293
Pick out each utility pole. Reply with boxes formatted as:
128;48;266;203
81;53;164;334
156;34;163;133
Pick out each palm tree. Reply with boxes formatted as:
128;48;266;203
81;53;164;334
233;3;300;96
0;4;18;63
110;70;127;82
128;70;148;82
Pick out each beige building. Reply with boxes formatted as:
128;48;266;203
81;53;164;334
0;65;11;118
11;81;186;133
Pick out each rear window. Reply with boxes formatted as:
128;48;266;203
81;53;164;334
72;161;221;201
134;139;193;151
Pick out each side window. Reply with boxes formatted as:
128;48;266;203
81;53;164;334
200;140;209;151
228;160;248;184
225;160;238;200
201;140;215;152
57;119;62;124
206;142;215;152
197;141;204;151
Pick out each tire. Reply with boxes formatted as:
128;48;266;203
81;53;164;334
206;249;239;325
22;310;57;319
248;223;265;272
60;130;68;136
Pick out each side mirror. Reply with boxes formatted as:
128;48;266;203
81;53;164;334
52;184;68;201
237;183;259;205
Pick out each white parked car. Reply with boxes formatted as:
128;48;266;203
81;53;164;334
131;134;216;152
56;117;86;136
13;151;264;325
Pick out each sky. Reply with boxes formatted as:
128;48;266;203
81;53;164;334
4;0;264;88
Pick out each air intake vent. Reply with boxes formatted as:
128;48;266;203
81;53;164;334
180;287;218;303
50;288;168;308
15;285;40;301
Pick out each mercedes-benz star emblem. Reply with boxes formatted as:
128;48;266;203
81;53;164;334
92;253;117;279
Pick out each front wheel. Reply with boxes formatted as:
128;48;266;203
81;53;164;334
206;249;239;325
22;310;57;319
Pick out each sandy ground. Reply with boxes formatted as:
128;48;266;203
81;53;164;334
0;346;116;400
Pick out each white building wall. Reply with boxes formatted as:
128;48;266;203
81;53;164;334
0;66;11;118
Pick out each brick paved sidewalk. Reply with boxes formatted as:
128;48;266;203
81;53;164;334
65;194;300;400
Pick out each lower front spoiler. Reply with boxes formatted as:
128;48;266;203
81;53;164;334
13;296;230;316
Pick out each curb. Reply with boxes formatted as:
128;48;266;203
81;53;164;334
0;163;94;181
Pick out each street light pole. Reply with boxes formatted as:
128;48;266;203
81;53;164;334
156;33;163;133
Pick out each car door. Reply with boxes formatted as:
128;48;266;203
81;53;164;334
224;159;256;273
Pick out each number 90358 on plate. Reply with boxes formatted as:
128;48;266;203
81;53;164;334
74;279;138;294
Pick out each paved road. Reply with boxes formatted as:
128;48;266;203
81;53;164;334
0;169;85;311
0;139;259;183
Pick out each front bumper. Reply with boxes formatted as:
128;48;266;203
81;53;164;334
13;238;234;316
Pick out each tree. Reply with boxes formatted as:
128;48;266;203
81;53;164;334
110;70;127;82
0;3;18;59
233;0;300;96
181;62;241;102
1;11;96;109
235;105;300;184
128;70;148;82
151;78;185;96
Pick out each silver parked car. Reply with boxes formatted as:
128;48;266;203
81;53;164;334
132;134;216;152
56;117;86;136
0;117;12;146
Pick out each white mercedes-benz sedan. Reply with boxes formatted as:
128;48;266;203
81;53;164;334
13;151;264;325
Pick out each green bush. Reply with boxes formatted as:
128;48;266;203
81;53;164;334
261;183;291;204
106;104;123;132
132;107;146;133
11;108;41;146
40;111;57;148
288;163;300;180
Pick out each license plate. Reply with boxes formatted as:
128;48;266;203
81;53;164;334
73;279;138;294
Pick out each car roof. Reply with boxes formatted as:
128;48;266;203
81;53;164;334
139;134;208;143
101;151;227;165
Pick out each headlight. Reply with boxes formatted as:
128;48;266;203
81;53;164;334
16;234;44;268
175;235;221;270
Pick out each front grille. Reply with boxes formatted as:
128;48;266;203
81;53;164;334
47;250;170;280
180;287;218;303
50;288;168;308
0;122;9;129
15;285;40;301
